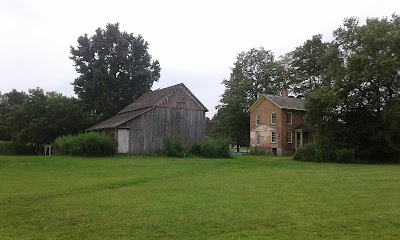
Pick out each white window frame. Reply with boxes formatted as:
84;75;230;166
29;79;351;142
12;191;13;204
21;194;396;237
287;112;292;125
256;131;261;145
271;131;277;143
255;114;261;125
287;131;292;143
271;112;277;125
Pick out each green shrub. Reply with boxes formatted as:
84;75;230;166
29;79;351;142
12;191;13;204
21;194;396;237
314;147;336;162
190;142;202;156
164;137;231;158
335;148;357;163
294;144;358;163
293;144;316;162
53;135;78;155
54;132;117;157
0;141;14;155
164;137;185;157
192;137;231;158
10;142;36;155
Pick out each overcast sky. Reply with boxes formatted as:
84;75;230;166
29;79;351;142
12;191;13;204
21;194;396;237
1;0;399;117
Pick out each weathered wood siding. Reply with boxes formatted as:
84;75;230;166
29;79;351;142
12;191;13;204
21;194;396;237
119;107;206;154
158;85;205;110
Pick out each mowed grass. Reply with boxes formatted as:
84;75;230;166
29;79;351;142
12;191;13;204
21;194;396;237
0;155;399;239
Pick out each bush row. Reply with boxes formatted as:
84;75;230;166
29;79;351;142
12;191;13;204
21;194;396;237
164;137;186;157
293;144;357;163
54;132;117;157
0;141;14;155
0;141;48;155
164;137;231;158
191;137;231;158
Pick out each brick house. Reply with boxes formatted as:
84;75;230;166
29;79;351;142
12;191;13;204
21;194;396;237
248;94;314;155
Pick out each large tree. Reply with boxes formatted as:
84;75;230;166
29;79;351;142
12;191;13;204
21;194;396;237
70;23;161;120
217;48;284;150
305;14;400;160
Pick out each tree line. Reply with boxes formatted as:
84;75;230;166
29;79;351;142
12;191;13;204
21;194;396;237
212;14;400;161
2;15;400;160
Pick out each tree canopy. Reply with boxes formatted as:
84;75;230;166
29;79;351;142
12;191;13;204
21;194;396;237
0;89;28;140
0;89;95;154
70;23;161;120
215;48;284;149
286;34;332;96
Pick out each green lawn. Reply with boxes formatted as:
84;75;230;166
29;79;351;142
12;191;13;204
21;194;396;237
0;155;399;239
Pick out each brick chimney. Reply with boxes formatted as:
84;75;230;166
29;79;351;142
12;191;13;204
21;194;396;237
281;89;288;97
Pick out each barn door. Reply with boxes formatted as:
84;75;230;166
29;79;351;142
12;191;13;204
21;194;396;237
117;129;129;154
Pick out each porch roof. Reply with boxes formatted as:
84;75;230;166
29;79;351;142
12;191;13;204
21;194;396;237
294;124;315;132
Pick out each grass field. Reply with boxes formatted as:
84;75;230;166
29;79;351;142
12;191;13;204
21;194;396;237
0;155;399;239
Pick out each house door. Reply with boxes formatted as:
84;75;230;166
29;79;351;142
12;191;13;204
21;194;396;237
117;129;129;154
272;148;277;156
296;132;301;150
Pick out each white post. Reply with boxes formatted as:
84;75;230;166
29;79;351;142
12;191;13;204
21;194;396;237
43;144;53;156
300;131;303;147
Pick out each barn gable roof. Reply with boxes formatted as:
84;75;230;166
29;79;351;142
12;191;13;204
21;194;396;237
87;83;208;131
248;94;306;112
87;108;152;131
119;83;208;113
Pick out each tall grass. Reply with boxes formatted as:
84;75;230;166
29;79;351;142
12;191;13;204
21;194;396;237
164;137;231;158
54;132;117;157
164;137;185;157
191;137;231;158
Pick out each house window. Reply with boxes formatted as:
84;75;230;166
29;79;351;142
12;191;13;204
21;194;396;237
256;131;261;145
255;114;261;125
271;112;276;124
271;131;277;143
177;93;185;103
287;112;292;125
287;131;292;143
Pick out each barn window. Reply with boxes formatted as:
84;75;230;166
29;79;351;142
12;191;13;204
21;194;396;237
271;131;277;143
255;114;261;125
177;93;185;103
287;112;292;125
271;112;276;124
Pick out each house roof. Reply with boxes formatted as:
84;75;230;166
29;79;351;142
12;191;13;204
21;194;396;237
248;94;306;112
88;83;208;130
294;124;315;132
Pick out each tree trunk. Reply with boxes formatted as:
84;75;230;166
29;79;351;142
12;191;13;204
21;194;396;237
236;135;240;152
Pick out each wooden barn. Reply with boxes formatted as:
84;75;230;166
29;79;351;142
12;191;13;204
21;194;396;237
87;83;208;154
